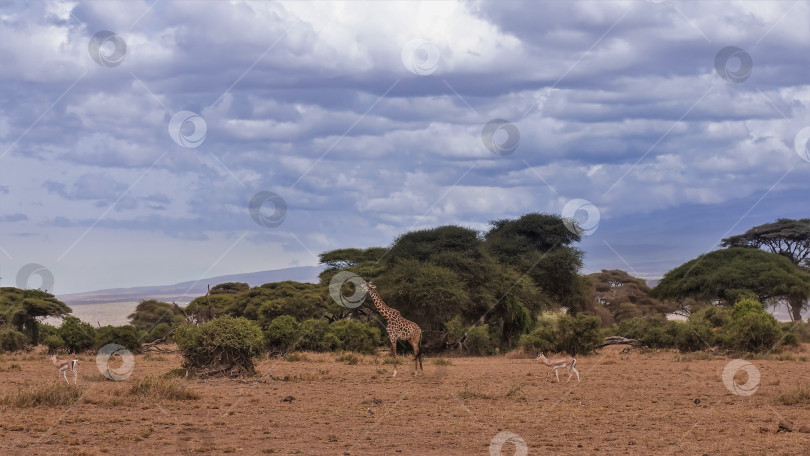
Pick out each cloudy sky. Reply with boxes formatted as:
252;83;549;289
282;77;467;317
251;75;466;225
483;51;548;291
0;0;808;294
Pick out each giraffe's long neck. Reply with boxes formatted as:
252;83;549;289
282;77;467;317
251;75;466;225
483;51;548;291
369;289;396;321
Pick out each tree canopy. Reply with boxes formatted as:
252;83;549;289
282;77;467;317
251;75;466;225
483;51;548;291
587;269;674;324
721;218;810;320
653;248;810;314
0;287;71;345
721;218;810;269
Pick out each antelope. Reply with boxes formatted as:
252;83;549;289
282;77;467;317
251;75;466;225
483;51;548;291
536;352;580;383
50;355;78;385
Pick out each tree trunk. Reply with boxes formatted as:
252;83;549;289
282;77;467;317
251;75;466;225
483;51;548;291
788;296;804;322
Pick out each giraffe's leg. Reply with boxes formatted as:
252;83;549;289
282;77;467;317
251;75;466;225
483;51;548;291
409;339;420;375
391;341;398;377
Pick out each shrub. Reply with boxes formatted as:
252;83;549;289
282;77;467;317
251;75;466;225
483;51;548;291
518;319;556;353
298;318;331;351
174;316;264;377
519;313;601;355
466;325;494;356
58;316;96;353
143;322;172;343
263;315;301;352
556;313;601;355
95;325;142;353
42;334;66;353
325;320;381;354
720;298;781;352
0;328;27;352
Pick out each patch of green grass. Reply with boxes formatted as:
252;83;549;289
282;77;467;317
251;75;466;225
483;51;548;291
431;358;452;366
128;376;199;401
2;382;82;408
777;383;810;407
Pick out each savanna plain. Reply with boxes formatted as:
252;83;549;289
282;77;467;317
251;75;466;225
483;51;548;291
1;346;809;455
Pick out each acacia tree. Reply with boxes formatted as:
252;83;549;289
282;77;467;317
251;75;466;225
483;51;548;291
588;270;675;324
653;248;810;316
485;213;587;311
722;218;810;320
0;287;71;345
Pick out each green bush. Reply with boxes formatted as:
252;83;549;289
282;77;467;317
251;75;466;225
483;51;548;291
518;319;556;353
324;320;381;354
95;325;142;353
42;334;66;353
519;313;601;355
556;313;601;355
466;325;494;355
142;322;172;343
0;328;27;352
174;316;264;376
263;315;300;352
58;317;96;353
298;318;331;351
720;298;781;352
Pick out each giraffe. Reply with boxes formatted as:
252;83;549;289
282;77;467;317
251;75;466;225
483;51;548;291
361;282;423;376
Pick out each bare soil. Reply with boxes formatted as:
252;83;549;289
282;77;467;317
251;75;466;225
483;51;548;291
1;345;809;455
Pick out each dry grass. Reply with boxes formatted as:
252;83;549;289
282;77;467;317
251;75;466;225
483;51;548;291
128;376;200;401
777;383;810;407
2;382;82;408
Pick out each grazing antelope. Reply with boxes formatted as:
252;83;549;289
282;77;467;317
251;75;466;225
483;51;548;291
536;352;580;383
50;355;78;385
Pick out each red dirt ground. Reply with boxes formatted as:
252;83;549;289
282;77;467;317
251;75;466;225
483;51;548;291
1;345;809;455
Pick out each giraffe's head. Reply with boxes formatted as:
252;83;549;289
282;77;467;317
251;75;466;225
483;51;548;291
361;281;376;293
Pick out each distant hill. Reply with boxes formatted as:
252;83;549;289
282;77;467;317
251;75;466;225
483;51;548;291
58;266;323;306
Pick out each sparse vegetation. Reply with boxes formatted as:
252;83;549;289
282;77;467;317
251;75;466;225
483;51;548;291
2;382;82;408
128;376;199;401
777;383;810;407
